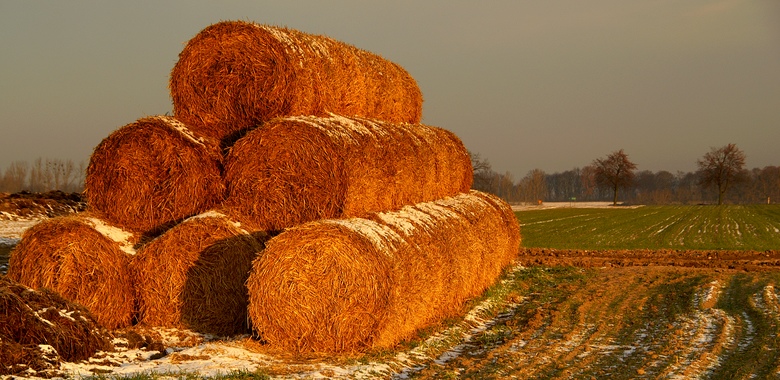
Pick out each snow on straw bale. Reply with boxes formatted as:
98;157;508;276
0;276;112;376
83;217;137;255
131;210;268;336
6;214;138;330
246;191;519;353
169;21;423;144
224;114;472;231
85;115;225;235
324;218;403;256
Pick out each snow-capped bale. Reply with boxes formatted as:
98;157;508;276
224;114;473;231
0;276;111;376
131;211;268;336
246;190;519;353
85;115;225;235
170;21;423;143
7;215;138;330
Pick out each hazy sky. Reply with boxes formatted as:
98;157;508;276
2;1;779;179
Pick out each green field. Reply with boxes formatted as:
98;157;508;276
515;205;780;250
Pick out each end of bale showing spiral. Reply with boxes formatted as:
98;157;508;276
85;115;225;236
7;215;138;329
246;220;397;353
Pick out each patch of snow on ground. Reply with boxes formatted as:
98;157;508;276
0;218;42;240
0;236;20;246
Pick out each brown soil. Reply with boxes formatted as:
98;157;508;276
0;191;85;219
516;247;780;272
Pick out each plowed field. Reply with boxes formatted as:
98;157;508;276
406;253;780;379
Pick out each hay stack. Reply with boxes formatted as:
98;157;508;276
170;21;423;143
85;115;225;235
6;214;138;330
0;276;111;376
132;211;268;336
225;114;473;231
246;190;519;353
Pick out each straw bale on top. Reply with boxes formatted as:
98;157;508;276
246;190;519;353
224;114;473;232
7;214;138;330
85;115;225;235
170;21;423;143
1;276;111;376
132;210;268;336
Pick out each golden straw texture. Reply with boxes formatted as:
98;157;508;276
225;114;473;231
132;211;268;336
7;215;138;329
85;115;225;236
246;190;519;353
170;21;423;143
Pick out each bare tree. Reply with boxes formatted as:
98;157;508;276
675;171;702;205
696;143;747;205
592;149;637;205
47;158;78;192
580;165;598;201
496;171;516;201
28;158;47;192
73;160;87;192
469;151;497;194
651;170;676;204
754;166;780;204
518;169;547;204
1;161;29;192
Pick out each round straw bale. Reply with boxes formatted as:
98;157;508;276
247;219;396;353
224;114;473;231
246;191;519;353
170;21;423;143
85;115;225;235
0;276;111;375
131;210;268;336
6;215;138;330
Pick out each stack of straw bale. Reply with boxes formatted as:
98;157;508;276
131;211;268;336
7;214;138;329
246;191;520;353
8;20;521;357
225;114;473;231
0;276;111;376
170;21;423;144
85;115;225;236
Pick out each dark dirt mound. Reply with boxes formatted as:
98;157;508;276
0;191;85;219
0;276;112;377
516;247;780;271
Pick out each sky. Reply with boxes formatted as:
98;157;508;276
1;0;779;180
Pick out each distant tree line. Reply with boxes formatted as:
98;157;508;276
472;144;780;205
0;158;86;194
3;144;777;206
